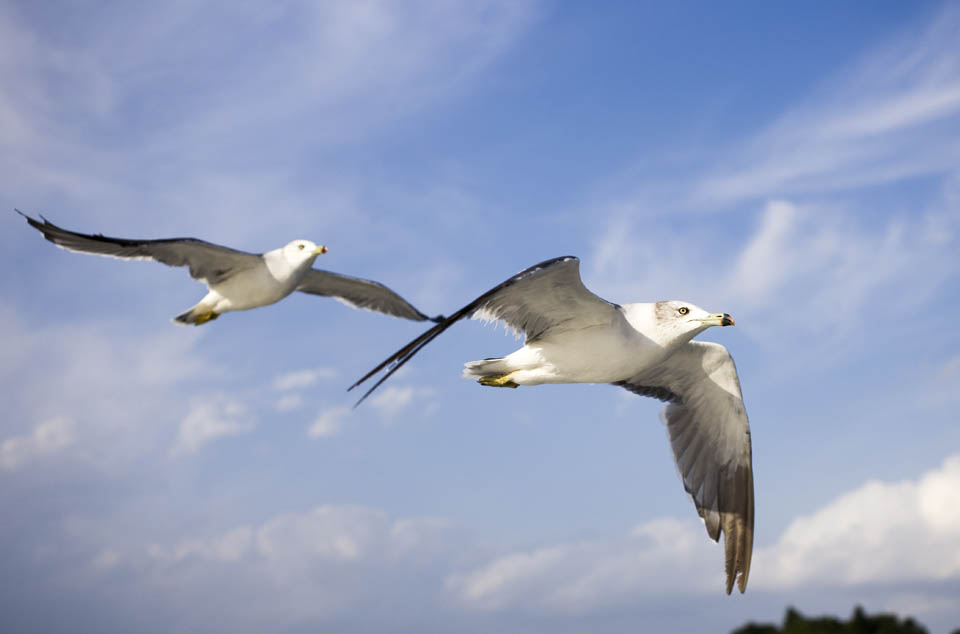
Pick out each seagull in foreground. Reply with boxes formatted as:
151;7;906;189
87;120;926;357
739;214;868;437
17;210;441;325
350;255;753;594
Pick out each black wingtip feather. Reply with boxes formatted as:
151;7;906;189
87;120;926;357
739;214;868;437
349;255;582;407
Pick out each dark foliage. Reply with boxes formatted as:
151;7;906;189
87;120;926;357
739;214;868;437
732;606;933;634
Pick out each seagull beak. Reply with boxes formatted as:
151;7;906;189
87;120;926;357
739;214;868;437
700;313;735;327
313;245;328;255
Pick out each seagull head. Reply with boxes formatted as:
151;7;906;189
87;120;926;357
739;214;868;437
282;240;328;267
654;300;734;346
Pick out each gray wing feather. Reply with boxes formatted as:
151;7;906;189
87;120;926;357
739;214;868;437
469;256;618;341
349;256;616;405
614;341;754;594
18;211;261;286
297;269;437;322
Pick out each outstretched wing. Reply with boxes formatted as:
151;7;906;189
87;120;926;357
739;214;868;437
297;269;441;322
614;341;754;594
17;210;261;286
349;256;617;405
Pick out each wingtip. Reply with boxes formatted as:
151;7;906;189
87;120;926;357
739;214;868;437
15;208;53;229
351;392;370;409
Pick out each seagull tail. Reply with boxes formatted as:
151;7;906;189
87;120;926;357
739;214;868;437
462;357;510;379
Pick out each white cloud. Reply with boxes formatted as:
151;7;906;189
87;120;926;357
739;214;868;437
171;395;254;456
151;526;255;564
586;8;960;345
0;0;538;242
445;455;960;614
149;504;463;575
255;506;384;565
588;196;958;367
693;7;960;204
274;393;304;413
446;517;720;612
369;385;436;420
92;548;122;571
0;306;243;474
371;386;415;415
729;200;800;301
131;504;471;630
272;367;339;391
44;457;960;629
882;593;960;622
307;406;351;438
0;416;74;471
723;201;934;322
756;453;960;588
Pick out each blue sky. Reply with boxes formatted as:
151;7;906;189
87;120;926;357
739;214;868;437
2;1;960;632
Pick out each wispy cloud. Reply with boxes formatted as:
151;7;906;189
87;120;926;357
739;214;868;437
0;417;74;471
694;6;960;204
0;0;538;243
587;7;960;345
308;405;352;438
149;505;461;570
369;385;436;420
171;395;254;456
274;393;304;413
272;367;339;391
135;505;468;629
0;307;216;467
590;197;958;357
446;517;718;612
150;526;255;564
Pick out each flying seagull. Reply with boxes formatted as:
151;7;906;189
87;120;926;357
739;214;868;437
17;210;441;325
350;255;753;594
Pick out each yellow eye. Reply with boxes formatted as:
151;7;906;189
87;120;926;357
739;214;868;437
678;307;689;315
298;244;304;250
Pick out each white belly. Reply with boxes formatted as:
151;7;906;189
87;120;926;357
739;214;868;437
504;324;666;385
209;267;298;312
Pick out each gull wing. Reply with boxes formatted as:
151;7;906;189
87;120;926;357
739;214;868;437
614;341;754;594
297;269;441;322
350;256;617;405
17;210;260;286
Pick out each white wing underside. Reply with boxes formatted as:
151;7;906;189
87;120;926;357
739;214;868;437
617;341;754;593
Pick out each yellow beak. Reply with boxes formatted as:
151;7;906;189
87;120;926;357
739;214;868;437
700;313;735;327
313;245;328;255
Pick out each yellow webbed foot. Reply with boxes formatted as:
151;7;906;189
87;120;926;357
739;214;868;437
478;373;519;388
193;311;220;325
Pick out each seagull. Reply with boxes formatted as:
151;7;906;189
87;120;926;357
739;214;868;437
350;255;753;594
17;210;441;325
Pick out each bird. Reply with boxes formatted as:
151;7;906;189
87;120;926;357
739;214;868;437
350;255;753;594
16;210;442;325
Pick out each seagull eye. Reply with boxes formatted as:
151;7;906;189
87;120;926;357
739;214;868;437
298;244;304;250
678;307;689;315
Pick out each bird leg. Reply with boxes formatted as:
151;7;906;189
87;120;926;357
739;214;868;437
477;372;519;388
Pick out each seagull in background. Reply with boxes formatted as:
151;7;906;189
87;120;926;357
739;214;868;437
17;210;441;325
351;255;753;594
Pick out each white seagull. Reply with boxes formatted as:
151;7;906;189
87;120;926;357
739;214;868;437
350;255;753;594
17;210;441;325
